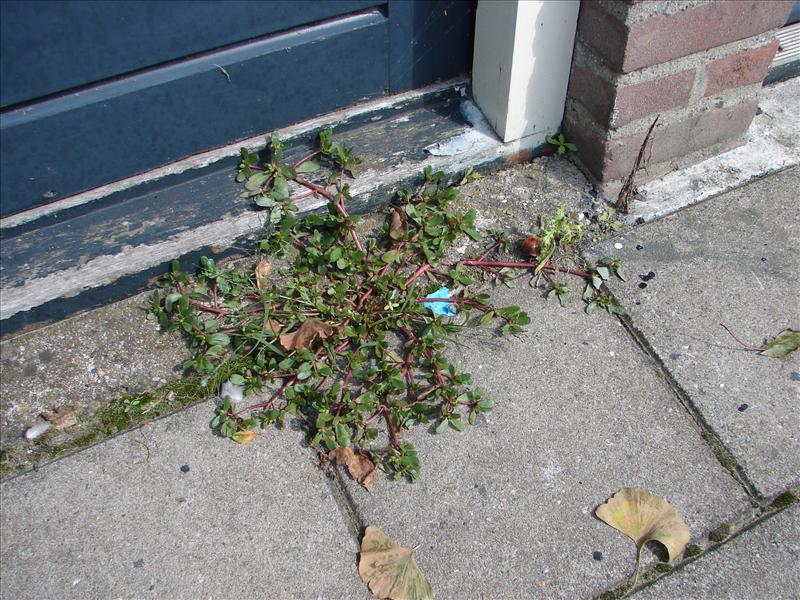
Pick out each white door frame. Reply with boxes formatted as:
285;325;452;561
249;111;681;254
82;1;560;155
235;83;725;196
472;0;581;143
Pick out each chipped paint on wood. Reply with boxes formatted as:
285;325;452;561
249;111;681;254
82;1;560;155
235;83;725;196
1;93;547;330
0;79;467;230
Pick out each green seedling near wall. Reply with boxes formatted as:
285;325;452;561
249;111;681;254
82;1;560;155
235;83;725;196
546;132;578;156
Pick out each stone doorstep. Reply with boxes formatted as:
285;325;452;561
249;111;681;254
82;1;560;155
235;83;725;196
0;79;548;338
0;155;593;475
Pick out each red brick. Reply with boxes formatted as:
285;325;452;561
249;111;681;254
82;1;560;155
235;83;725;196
576;2;630;69
704;40;780;96
603;99;758;179
563;112;608;178
567;99;758;182
613;70;694;127
566;64;617;127
580;1;792;73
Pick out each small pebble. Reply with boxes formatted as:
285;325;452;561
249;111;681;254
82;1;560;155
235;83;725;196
133;559;144;568
670;352;680;360
640;271;656;282
180;464;190;473
738;403;749;412
614;242;623;249
791;372;800;382
592;551;603;561
638;282;648;289
24;421;51;441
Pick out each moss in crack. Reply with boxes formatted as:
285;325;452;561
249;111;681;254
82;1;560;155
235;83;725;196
0;356;251;480
708;524;731;543
769;490;798;510
683;543;703;560
654;562;672;574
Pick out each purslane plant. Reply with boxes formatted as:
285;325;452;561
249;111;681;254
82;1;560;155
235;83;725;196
151;130;625;484
152;130;529;482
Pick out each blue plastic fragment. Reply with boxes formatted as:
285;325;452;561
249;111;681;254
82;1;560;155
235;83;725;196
423;286;458;317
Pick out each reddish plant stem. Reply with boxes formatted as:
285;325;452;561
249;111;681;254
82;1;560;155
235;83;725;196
407;263;432;284
342;366;353;390
295;176;365;253
355;263;392;311
364;406;385;426
291;190;315;203
477;240;502;262
384;410;400;447
236;376;294;415
295;176;335;201
416;384;441;401
293;150;320;169
458;259;590;278
189;300;226;316
424;349;446;386
720;323;760;351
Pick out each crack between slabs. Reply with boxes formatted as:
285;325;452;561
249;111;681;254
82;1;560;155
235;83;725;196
610;308;762;503
593;491;798;599
319;453;367;543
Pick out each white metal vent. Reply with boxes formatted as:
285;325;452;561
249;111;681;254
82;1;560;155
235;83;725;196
773;23;800;67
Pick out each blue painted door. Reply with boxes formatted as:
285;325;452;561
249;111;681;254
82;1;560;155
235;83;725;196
0;0;475;216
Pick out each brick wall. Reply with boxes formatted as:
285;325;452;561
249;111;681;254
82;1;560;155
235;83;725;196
563;0;792;190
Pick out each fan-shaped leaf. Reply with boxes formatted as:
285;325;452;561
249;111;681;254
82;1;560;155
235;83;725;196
359;526;434;600
596;488;690;562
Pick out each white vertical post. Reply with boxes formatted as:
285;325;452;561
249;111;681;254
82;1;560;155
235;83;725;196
472;0;580;143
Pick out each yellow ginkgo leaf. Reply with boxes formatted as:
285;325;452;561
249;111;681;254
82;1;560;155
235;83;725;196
231;430;257;445
596;488;690;587
359;526;434;600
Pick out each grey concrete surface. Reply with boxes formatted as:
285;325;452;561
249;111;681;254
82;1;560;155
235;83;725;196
587;167;800;499
0;293;187;446
339;284;751;599
634;504;800;600
0;400;370;600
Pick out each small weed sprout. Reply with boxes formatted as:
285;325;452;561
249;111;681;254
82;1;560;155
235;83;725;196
546;132;578;156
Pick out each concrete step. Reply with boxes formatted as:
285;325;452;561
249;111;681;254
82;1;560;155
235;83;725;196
0;78;546;337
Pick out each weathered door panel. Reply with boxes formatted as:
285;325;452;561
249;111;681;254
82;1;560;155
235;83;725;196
0;1;476;217
0;0;383;107
1;10;388;214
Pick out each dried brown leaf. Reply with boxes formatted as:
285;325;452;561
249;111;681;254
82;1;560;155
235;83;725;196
41;405;80;430
596;488;690;562
330;446;376;492
263;319;283;334
278;318;334;351
389;207;407;242
254;258;272;290
359;526;434;600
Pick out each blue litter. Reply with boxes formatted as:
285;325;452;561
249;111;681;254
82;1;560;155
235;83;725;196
423;287;458;317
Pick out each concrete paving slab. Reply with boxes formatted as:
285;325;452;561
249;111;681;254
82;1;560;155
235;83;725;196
0;293;187;446
0;400;370;600
587;167;800;499
634;504;800;600
339;284;751;599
